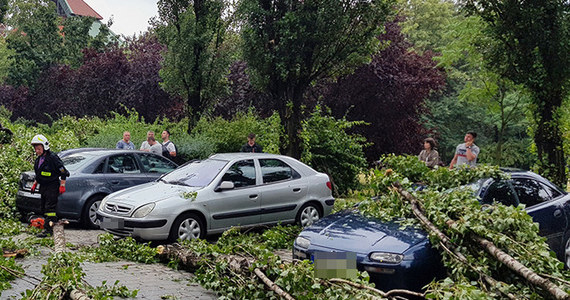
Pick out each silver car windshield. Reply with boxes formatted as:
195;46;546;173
161;159;228;187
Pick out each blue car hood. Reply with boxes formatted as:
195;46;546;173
302;211;429;255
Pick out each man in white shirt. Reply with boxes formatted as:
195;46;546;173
140;131;155;152
449;131;480;169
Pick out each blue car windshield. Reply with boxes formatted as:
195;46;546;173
161;159;228;187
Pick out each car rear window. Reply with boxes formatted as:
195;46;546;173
62;154;96;172
161;159;228;187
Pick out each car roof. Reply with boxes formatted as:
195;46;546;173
208;152;296;161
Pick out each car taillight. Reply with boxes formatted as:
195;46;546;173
326;181;332;190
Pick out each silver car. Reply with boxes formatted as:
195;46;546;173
97;153;335;241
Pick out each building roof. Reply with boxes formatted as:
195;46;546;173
67;0;103;20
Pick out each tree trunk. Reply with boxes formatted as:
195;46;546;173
534;95;566;187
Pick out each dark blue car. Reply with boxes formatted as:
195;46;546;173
293;170;570;291
16;149;178;228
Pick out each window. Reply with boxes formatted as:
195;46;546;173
512;178;551;207
260;159;300;184
221;160;256;188
138;153;177;173
482;180;518;207
107;155;140;174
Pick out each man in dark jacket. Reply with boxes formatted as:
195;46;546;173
240;133;263;153
30;134;69;237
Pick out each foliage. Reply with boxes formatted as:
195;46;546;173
2;34;182;124
240;0;395;158
462;0;570;186
80;233;159;264
0;37;14;83
155;0;236;132
320;21;446;161
191;109;282;155
20;251;137;300
397;0;457;53
178;226;376;299
355;155;570;298
300;106;367;196
0;256;24;291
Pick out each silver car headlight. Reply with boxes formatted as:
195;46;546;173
370;252;404;264
295;236;311;249
132;203;155;218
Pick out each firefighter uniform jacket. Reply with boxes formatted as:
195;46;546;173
33;151;69;185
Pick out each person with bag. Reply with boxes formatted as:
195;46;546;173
161;130;177;159
30;134;69;237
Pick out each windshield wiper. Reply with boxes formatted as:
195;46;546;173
169;180;191;187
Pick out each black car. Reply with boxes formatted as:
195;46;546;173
16;149;178;228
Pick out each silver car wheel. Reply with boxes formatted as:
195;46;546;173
88;200;101;226
299;205;320;227
177;217;202;241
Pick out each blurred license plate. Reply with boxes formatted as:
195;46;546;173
312;252;357;279
100;217;124;229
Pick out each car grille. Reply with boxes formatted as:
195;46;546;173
105;228;133;236
103;203;132;215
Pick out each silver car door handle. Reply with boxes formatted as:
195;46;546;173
293;188;301;192
249;194;258;199
110;180;120;184
554;209;562;218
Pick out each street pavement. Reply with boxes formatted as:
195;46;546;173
2;226;219;299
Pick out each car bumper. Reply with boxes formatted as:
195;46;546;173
97;211;170;241
292;244;444;292
16;190;42;213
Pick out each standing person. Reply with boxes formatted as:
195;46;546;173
148;136;163;156
140;131;156;152
449;131;480;169
418;137;441;168
30;134;69;237
116;131;135;150
161;130;177;158
240;133;263;153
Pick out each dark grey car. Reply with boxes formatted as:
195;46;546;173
16;149;178;228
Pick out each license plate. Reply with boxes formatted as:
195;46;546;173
100;217;124;229
312;251;357;279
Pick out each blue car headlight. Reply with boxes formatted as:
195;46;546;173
132;203;155;218
295;236;311;249
370;252;404;264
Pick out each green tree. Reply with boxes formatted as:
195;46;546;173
6;0;64;87
463;0;570;186
436;15;531;166
240;0;394;158
0;37;14;83
154;0;235;133
397;0;457;53
0;0;8;23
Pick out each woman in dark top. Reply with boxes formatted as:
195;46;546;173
418;137;441;168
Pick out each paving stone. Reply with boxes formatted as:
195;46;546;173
1;226;218;299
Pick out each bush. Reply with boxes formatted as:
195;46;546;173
300;105;368;196
191;109;282;154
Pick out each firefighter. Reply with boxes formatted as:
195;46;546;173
30;134;69;237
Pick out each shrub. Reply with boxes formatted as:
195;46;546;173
300;105;368;196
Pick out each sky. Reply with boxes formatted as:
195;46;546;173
83;0;159;37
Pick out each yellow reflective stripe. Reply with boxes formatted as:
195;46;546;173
45;212;56;217
41;171;52;176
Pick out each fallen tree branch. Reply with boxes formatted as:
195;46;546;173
471;234;569;300
254;268;295;300
393;184;519;300
328;278;425;299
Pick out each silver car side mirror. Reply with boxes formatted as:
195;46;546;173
215;181;235;192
